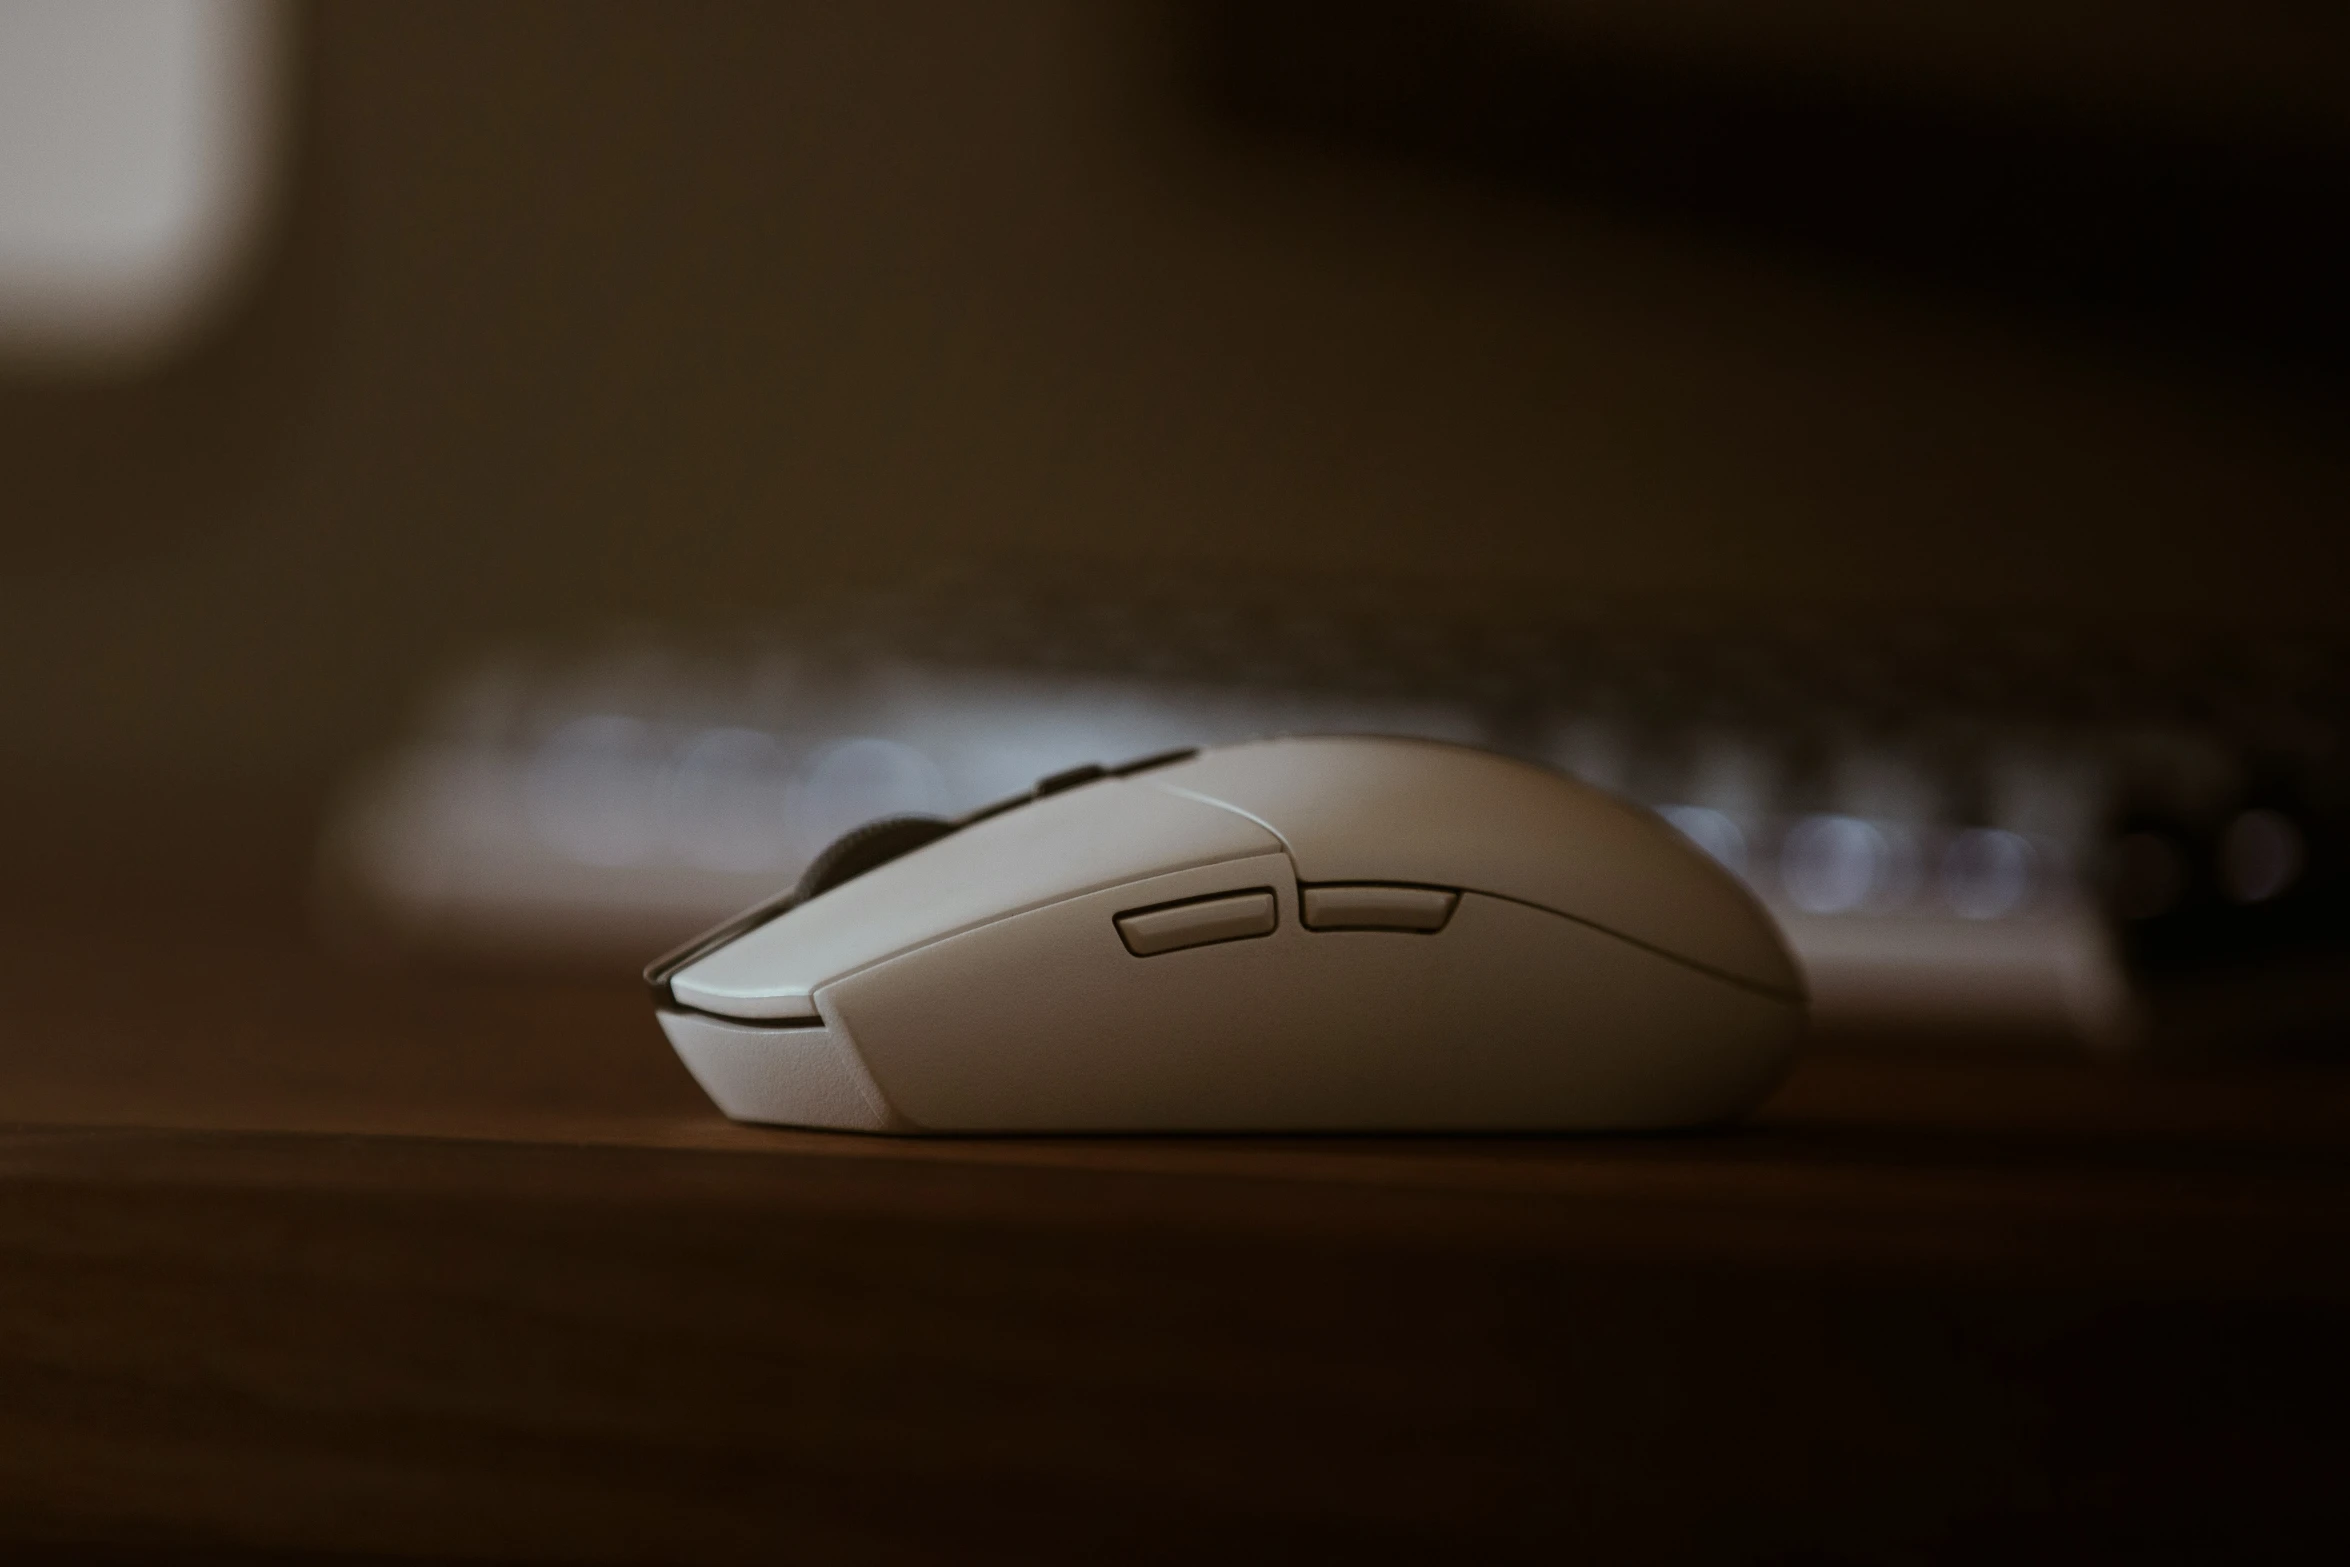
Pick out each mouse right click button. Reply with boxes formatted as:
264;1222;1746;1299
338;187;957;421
1115;890;1277;956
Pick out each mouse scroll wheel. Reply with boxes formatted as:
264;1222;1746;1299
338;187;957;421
796;814;958;901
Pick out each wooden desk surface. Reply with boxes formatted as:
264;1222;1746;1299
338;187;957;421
4;814;2347;1563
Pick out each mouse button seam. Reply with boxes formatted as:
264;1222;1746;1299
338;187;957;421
656;1001;827;1030
1458;888;1809;1004
1142;780;1295;853
809;988;924;1133
665;975;825;1018
1107;746;1198;777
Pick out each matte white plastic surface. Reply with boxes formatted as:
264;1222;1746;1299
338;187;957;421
655;736;1808;1134
669;777;1279;1019
1148;737;1801;996
821;872;1800;1132
657;1007;904;1132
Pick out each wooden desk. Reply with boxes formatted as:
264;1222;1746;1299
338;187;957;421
3;821;2346;1563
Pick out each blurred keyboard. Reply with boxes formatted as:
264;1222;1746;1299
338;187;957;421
321;574;2349;1050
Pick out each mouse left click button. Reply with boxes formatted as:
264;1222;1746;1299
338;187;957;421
1115;891;1276;956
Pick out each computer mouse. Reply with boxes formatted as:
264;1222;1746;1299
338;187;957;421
646;735;1806;1133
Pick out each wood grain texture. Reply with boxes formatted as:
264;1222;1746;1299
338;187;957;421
3;811;2347;1562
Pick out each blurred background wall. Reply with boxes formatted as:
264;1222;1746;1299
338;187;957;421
4;0;2346;804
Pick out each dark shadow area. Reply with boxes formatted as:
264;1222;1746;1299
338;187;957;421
1183;0;2350;394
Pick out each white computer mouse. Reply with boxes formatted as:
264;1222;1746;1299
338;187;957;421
647;735;1806;1133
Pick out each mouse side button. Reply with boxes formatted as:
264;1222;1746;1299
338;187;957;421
827;884;1799;1132
1300;884;1458;932
1150;736;1802;997
1115;890;1277;956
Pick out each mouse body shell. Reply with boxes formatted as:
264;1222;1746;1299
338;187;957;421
657;736;1806;1133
